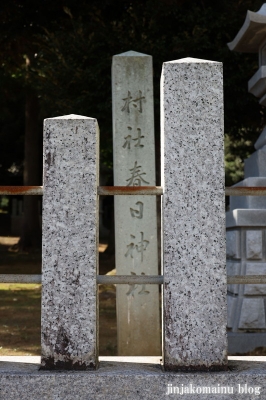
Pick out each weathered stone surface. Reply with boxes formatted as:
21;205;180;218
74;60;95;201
226;231;240;259
228;333;266;353
244;262;266;294
239;298;266;329
112;51;160;356
248;66;266;98
1;357;266;399
41;115;99;370
225;221;266;350
227;295;237;329
227;262;240;294
244;147;266;177
260;91;266;106
229;177;266;209
255;126;266;149
227;4;266;53
226;209;266;228
246;230;262;259
161;58;227;370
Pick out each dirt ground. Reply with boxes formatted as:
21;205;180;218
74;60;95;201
0;236;117;356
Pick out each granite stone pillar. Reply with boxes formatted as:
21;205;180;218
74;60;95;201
161;58;227;371
41;114;99;370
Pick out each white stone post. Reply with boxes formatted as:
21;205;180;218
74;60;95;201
112;51;160;355
41;115;99;370
161;58;227;371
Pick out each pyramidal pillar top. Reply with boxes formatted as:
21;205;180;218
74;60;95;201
227;4;266;211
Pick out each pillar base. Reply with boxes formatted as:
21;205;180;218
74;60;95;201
1;356;266;399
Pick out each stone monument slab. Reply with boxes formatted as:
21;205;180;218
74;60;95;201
112;51;160;355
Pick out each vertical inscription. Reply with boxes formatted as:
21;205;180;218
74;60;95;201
123;127;144;149
112;51;160;355
126;272;150;297
126;162;149;186
121;90;145;113
125;232;149;262
130;201;143;218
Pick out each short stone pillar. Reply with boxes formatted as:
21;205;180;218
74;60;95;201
41;115;99;370
227;4;266;353
112;51;160;355
161;58;227;371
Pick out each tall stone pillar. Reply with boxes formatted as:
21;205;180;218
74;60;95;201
161;58;227;371
112;51;160;355
41;115;99;370
227;4;266;353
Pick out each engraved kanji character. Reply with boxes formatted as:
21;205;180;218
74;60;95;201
132;90;145;113
136;232;149;261
122;135;132;149
122;127;144;149
126;272;150;297
124;232;149;262
122;127;132;149
121;90;145;113
130;201;143;219
126;161;149;186
121;91;133;113
132;128;144;148
138;272;150;295
126;272;137;296
125;234;136;258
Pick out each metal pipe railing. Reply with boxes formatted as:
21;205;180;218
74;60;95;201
1;274;266;285
0;186;164;196
2;185;266;196
1;185;266;285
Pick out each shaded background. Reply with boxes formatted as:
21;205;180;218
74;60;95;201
0;0;265;247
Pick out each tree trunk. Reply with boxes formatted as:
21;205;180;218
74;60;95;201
19;90;42;250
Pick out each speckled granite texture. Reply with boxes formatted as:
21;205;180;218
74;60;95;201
161;58;227;370
0;357;266;399
41;115;99;370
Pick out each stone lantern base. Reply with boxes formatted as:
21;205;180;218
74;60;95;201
227;208;266;353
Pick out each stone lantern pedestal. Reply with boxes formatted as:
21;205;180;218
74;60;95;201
227;4;266;353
